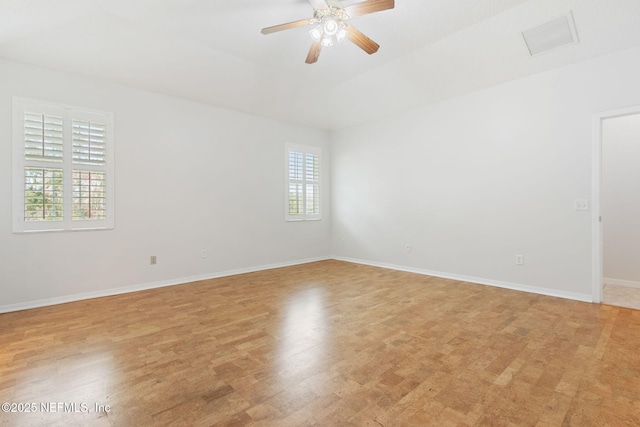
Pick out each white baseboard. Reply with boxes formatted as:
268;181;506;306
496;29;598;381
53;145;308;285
1;255;595;314
604;277;640;289
0;256;331;314
332;256;593;303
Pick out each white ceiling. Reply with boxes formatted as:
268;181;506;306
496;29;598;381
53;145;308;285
1;0;639;130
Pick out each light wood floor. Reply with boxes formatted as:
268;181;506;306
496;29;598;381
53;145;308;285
1;260;640;426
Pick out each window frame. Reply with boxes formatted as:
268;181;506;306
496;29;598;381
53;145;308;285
12;97;115;233
285;143;321;222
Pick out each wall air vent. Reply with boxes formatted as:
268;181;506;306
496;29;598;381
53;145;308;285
522;12;579;56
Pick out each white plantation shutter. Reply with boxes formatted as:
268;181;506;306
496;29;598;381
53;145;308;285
305;151;320;216
24;168;64;222
285;144;321;221
70;112;109;222
72;119;106;166
12;98;114;232
289;183;303;215
72;171;107;220
288;151;304;215
24;112;64;162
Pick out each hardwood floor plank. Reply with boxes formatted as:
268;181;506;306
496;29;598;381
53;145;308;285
1;260;640;426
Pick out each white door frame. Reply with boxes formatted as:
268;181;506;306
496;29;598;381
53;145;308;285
592;105;640;303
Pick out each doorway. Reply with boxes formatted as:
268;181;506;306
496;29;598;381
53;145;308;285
593;107;640;309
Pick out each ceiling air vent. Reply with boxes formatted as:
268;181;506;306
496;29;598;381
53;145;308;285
522;12;579;56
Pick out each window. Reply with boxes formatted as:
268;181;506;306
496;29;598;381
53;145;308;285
12;98;114;232
285;144;320;221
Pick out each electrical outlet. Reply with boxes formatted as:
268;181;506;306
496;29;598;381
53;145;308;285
574;200;589;211
201;250;207;259
150;255;157;265
405;244;412;253
515;254;524;265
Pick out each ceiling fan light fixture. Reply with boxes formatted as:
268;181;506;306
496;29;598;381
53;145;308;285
309;25;323;42
321;36;334;47
336;27;348;43
323;18;339;36
309;15;348;46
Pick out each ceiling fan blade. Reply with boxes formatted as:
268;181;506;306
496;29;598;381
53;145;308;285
346;24;379;54
344;0;394;18
261;19;314;35
308;0;328;10
305;42;322;64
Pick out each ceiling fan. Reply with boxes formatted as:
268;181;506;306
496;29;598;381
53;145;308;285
261;0;395;64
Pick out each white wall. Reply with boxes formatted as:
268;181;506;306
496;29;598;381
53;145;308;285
5;46;640;312
331;46;640;301
603;113;640;284
0;58;331;311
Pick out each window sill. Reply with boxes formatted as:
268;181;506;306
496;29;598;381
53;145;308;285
13;226;114;234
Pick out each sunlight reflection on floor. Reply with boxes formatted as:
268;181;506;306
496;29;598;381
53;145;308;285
277;286;331;387
11;350;115;426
